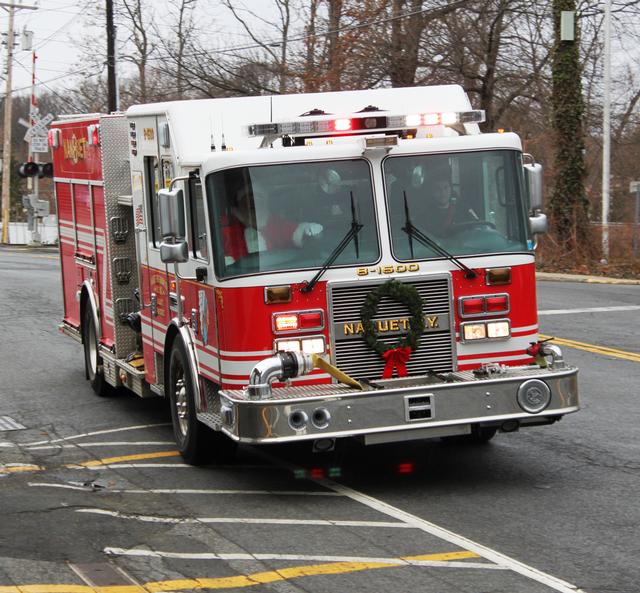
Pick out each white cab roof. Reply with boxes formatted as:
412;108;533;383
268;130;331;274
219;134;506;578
126;85;475;165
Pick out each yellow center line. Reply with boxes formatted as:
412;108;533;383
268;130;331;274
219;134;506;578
539;334;640;363
0;551;482;593
67;451;181;468
0;451;181;476
0;465;43;474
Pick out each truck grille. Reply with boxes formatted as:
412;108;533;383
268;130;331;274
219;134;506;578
329;277;454;380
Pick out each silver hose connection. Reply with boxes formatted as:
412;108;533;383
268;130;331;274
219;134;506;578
246;352;315;399
540;343;565;369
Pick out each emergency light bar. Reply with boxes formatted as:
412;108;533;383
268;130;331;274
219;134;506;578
247;110;485;138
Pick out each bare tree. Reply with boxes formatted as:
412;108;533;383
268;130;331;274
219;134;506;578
170;0;198;100
222;0;293;93
119;0;155;103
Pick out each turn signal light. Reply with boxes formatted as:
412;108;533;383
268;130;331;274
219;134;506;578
273;310;324;333
274;314;299;331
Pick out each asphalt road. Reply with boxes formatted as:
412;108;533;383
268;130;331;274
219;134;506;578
0;246;638;593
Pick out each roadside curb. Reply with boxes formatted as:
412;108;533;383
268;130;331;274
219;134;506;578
537;272;640;285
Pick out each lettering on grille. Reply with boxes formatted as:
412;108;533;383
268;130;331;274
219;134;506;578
329;277;454;380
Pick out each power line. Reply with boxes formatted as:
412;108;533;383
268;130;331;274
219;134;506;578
34;9;87;51
12;62;101;94
145;3;463;63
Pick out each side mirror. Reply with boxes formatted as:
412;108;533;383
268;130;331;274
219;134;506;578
524;162;543;211
158;188;188;264
158;188;186;240
529;212;548;235
160;240;188;263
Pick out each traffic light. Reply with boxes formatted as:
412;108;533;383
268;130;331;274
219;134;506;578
17;162;53;178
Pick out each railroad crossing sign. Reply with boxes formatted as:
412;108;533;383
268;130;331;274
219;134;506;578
22;112;54;142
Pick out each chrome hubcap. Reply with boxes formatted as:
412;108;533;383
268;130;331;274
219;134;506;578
174;376;188;437
88;319;97;377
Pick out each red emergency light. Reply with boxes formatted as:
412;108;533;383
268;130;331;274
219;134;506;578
332;118;352;132
48;129;61;148
459;294;509;318
247;110;485;138
87;124;100;146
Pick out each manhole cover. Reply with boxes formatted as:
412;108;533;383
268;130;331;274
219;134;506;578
0;416;26;431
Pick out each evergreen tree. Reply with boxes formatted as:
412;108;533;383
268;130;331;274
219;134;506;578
550;1;591;256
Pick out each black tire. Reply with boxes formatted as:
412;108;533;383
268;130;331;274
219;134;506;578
167;339;237;465
468;425;498;443
442;425;497;445
82;303;110;397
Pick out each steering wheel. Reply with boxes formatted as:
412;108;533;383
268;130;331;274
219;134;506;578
227;249;302;273
450;220;497;233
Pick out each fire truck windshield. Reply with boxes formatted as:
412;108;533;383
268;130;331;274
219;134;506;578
207;159;380;279
384;149;530;260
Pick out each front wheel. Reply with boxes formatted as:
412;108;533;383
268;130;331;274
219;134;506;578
167;339;236;465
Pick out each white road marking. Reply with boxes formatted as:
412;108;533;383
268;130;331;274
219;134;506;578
103;547;506;570
29;483;341;496
76;508;412;528
539;305;640;316
323;480;586;593
250;448;587;593
24;423;171;446
26;441;175;450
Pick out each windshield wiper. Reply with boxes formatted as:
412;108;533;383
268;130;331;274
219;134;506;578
301;192;363;293
402;191;477;279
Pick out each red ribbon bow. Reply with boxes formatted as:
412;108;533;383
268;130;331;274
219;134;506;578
382;346;412;379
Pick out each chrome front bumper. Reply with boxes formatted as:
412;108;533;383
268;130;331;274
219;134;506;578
216;365;579;444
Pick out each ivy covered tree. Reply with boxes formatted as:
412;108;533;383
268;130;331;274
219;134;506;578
549;1;591;257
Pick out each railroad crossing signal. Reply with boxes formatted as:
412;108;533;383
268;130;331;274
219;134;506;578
17;161;52;178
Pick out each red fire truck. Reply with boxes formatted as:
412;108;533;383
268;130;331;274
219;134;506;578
51;85;578;464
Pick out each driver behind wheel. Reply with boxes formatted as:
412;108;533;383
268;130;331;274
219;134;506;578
223;184;323;264
421;171;476;236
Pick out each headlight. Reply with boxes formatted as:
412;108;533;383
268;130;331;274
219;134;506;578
461;319;511;342
275;336;326;354
302;338;325;354
463;323;486;341
487;320;510;338
276;339;301;352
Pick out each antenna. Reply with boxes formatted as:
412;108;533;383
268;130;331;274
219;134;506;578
220;115;226;151
210;116;215;151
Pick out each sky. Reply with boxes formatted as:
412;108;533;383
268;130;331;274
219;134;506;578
0;1;88;97
0;0;266;101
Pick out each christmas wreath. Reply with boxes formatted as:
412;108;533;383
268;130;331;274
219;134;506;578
360;279;424;378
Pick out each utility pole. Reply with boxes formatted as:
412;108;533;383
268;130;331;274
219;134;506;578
0;1;37;245
106;0;118;113
601;0;612;263
29;49;39;243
